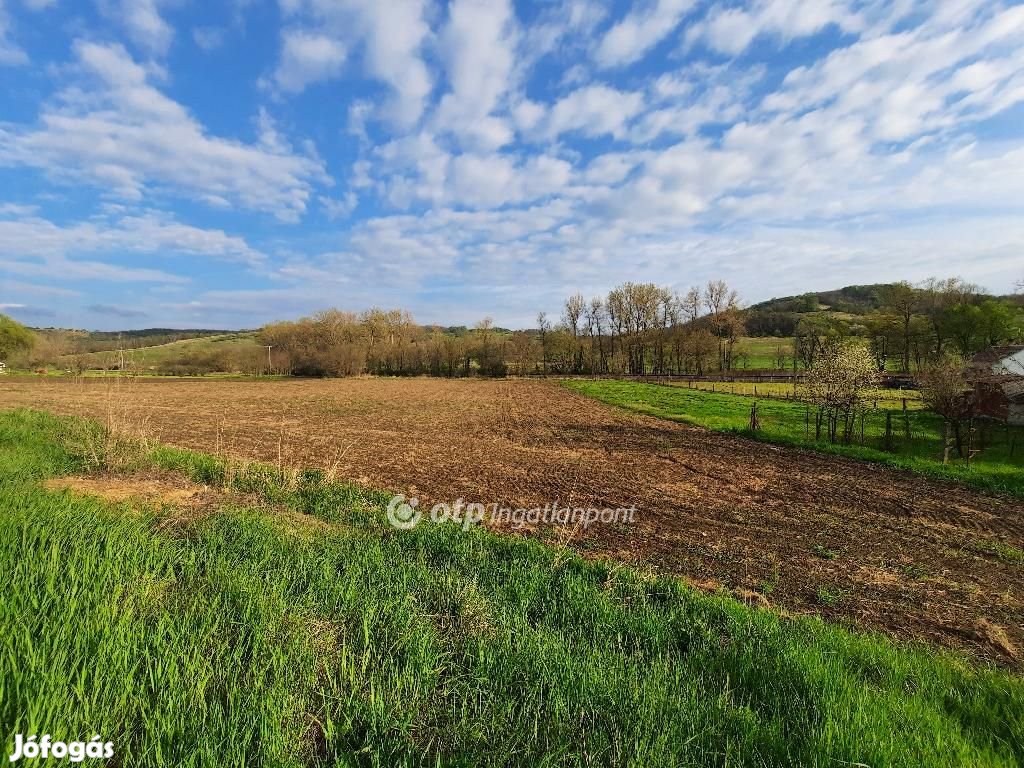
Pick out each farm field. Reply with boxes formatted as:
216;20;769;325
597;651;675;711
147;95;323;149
566;380;1024;498
3;409;1022;766
2;375;1023;668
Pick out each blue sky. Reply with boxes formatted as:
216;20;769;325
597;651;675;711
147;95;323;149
0;0;1022;330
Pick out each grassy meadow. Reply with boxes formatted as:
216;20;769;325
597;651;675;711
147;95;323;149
563;380;1024;498
733;336;793;369
0;408;1022;766
670;379;925;410
55;332;261;372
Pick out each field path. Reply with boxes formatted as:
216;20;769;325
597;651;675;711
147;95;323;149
3;375;1022;665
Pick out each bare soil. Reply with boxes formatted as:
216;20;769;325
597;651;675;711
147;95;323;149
4;375;1022;665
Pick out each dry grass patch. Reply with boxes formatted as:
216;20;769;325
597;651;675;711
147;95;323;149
45;472;215;507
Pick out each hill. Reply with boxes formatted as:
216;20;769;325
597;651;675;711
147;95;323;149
59;332;262;375
33;327;245;355
742;282;1017;337
748;284;890;316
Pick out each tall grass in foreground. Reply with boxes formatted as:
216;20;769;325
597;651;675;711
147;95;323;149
0;409;1021;767
563;379;1024;498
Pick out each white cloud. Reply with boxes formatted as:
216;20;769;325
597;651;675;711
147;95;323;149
595;0;695;68
541;84;645;140
0;208;272;292
686;0;863;56
0;41;330;219
278;0;433;127
761;3;1024;144
434;0;519;150
100;0;175;56
0;209;264;265
448;153;571;209
0;0;28;65
320;192;357;219
271;29;347;93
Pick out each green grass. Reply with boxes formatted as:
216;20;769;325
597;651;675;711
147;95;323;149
1;409;1023;766
562;380;1024;498
734;336;793;369
671;379;925;409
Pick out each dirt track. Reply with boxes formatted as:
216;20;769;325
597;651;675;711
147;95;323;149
3;375;1022;665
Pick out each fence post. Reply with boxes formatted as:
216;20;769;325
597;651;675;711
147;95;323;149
943;421;951;465
749;401;760;432
885;412;894;452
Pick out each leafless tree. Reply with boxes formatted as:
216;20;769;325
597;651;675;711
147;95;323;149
536;311;550;375
680;287;702;324
917;353;972;458
704;280;741;371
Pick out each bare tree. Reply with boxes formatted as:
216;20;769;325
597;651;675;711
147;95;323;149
681;287;702;324
917;353;972;458
562;294;584;337
585;297;607;373
704;280;740;371
536;311;550;376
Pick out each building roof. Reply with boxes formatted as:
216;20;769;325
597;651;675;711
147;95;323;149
974;373;1024;404
970;345;1024;365
1004;377;1024;403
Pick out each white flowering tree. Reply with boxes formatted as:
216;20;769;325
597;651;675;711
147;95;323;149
806;344;882;443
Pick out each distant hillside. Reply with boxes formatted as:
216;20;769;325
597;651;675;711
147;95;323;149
748;284;890;316
34;327;245;355
743;283;1014;337
57;332;261;374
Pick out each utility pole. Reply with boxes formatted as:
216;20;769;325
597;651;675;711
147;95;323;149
264;345;273;374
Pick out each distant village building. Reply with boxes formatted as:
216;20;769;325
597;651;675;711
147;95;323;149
969;346;1024;425
0;361;6;374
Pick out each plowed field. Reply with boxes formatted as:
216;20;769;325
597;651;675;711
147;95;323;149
3;375;1021;665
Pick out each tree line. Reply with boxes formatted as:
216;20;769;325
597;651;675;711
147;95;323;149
2;275;1020;379
791;278;1023;374
255;281;746;378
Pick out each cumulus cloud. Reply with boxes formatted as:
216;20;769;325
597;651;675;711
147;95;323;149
541;84;646;140
685;0;863;56
271;29;347;92
277;0;433;127
595;0;695;67
100;0;176;56
0;41;330;219
434;0;519;150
